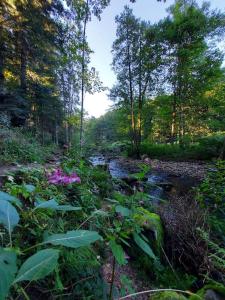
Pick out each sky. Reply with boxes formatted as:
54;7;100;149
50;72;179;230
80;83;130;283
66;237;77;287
84;0;225;118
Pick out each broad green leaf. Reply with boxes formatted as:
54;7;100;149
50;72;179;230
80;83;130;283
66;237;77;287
44;230;102;249
14;249;59;283
0;191;22;207
115;205;131;217
109;240;127;265
0;248;17;300
133;233;156;260
34;199;81;212
0;200;19;232
133;207;164;255
24;184;36;193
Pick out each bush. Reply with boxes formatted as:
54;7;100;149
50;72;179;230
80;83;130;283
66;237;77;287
0;127;55;164
140;135;225;160
196;160;225;238
158;195;209;276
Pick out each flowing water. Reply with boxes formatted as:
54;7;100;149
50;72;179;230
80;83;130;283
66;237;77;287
89;155;172;203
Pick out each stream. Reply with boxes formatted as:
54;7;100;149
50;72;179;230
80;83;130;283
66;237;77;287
89;155;195;204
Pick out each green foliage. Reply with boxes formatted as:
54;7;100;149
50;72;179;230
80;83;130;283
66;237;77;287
34;199;81;212
0;191;22;207
0;128;55;164
14;249;59;283
0;249;17;300
115;205;131;217
0;171;103;299
196;160;225;236
0;199;19;233
154;267;196;291
191;282;225;299
133;207;164;255
120;274;136;297
44;230;102;249
133;232;156;260
198;230;225;283
151;291;188;300
109;239;127;265
140;140;224;160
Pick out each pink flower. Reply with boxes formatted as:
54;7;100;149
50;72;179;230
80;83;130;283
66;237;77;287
47;168;81;185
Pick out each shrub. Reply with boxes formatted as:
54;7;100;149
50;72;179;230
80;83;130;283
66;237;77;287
196;160;225;238
0;127;55;164
139;135;225;160
158;195;209;276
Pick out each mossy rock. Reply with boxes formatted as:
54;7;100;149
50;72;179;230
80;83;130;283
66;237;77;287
150;291;188;300
190;283;225;300
133;207;164;254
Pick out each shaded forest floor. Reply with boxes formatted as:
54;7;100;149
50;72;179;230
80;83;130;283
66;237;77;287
0;153;210;299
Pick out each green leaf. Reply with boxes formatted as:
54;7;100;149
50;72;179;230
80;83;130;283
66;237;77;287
14;249;59;283
109;240;127;265
34;199;58;210
0;191;22;207
133;208;164;255
56;205;81;211
0;248;17;300
92;209;108;217
0;200;19;232
115;205;131;217
133;233;156;260
24;184;36;193
34;199;81;212
44;230;102;249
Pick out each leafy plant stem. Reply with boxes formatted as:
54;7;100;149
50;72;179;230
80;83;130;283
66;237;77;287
19;287;30;300
109;256;116;300
22;242;44;253
118;289;202;300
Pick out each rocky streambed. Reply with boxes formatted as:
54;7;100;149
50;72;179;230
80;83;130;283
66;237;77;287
89;155;207;202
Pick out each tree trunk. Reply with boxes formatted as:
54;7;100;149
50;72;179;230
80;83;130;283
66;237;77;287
126;27;138;156
55;122;59;145
137;31;143;157
80;0;89;154
219;136;225;160
0;32;5;96
171;94;177;143
20;39;27;92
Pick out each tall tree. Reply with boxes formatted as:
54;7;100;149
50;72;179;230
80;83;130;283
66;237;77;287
111;6;162;156
160;0;225;146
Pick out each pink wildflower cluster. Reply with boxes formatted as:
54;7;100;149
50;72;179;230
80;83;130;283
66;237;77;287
47;168;81;185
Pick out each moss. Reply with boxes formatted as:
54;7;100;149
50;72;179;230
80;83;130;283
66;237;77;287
190;282;225;300
150;291;188;300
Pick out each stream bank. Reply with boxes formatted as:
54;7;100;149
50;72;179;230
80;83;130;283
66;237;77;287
89;155;209;299
89;155;208;200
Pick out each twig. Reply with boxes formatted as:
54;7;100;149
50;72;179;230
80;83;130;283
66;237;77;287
118;288;202;300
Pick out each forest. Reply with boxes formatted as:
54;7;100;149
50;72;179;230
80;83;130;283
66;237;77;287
0;0;225;299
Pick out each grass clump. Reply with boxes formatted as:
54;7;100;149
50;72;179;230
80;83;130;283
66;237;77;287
0;127;55;164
